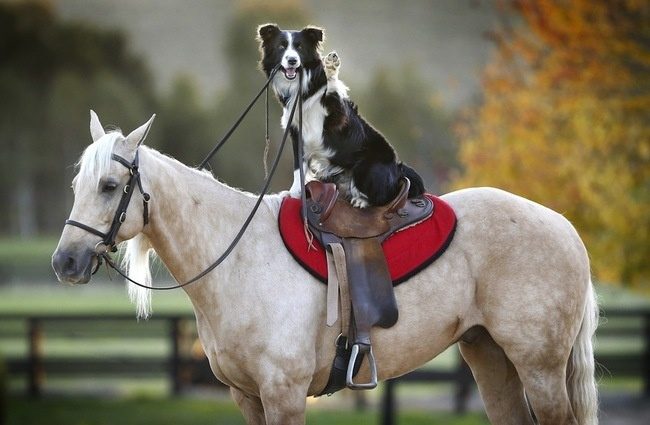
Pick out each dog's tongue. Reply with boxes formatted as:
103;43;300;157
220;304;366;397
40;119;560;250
285;68;297;79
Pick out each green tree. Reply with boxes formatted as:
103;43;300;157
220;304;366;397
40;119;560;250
0;1;154;235
357;66;457;193
208;0;309;192
153;75;215;167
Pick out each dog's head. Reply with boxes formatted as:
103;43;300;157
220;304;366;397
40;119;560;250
257;24;324;81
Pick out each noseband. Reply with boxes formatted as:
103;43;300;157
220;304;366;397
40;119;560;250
65;151;150;259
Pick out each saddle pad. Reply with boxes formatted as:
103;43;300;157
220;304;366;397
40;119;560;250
278;194;457;285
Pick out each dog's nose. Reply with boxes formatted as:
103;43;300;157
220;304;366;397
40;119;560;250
287;57;298;66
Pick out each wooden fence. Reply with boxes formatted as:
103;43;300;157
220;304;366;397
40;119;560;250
1;307;648;413
0;313;224;397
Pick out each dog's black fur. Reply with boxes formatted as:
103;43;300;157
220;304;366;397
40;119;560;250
258;24;425;207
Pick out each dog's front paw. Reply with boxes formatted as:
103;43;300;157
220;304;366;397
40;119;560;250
350;196;369;209
324;51;341;79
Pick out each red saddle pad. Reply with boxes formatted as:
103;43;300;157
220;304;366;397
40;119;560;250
278;194;457;285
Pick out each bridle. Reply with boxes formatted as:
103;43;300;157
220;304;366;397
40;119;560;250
64;64;306;291
66;151;150;261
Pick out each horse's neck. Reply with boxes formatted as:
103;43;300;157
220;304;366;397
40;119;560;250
139;148;261;290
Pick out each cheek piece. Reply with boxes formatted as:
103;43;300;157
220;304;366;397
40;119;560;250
65;151;150;273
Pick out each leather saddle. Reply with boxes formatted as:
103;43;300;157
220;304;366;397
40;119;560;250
305;178;433;394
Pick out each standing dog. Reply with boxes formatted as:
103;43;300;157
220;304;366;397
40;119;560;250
258;24;425;207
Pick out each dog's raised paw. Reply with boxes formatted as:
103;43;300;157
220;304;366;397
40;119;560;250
324;51;341;79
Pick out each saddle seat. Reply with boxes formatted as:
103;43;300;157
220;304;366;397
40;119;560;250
304;178;433;394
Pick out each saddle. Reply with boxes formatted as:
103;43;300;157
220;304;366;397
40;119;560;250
305;178;433;394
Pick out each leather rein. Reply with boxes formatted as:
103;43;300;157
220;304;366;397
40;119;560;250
65;64;305;291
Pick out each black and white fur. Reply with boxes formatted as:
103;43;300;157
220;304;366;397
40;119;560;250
258;24;425;207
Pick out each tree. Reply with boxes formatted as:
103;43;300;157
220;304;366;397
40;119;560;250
356;65;458;194
209;0;310;192
455;0;650;287
0;1;154;235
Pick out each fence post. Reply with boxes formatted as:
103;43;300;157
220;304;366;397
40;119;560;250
170;317;181;395
641;311;650;398
381;379;396;425
28;318;44;397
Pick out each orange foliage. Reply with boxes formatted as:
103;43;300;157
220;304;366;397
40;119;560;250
455;0;650;287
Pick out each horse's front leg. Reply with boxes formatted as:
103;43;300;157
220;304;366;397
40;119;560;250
231;387;266;425
259;377;310;425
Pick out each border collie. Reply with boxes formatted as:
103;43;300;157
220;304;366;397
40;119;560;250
257;24;425;207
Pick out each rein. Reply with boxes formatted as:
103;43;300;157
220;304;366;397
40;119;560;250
67;65;305;290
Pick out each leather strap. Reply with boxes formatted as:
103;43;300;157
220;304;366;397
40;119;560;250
326;248;339;326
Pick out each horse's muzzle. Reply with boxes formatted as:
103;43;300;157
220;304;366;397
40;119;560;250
52;247;96;284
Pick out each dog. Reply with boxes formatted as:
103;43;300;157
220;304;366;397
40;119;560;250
257;24;425;207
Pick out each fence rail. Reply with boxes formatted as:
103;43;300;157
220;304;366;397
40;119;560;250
1;308;648;411
0;313;223;397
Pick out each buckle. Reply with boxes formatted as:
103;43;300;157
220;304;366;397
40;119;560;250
346;343;377;390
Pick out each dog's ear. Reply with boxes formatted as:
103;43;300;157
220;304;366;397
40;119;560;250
300;26;324;43
257;23;280;44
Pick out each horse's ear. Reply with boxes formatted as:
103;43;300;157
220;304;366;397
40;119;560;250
90;110;105;143
125;114;156;149
257;23;280;45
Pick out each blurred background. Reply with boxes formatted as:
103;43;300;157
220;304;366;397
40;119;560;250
0;0;648;424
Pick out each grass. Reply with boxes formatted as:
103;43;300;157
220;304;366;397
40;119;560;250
0;283;192;315
6;396;490;425
0;237;59;283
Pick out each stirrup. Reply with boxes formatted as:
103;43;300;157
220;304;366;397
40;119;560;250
346;343;378;390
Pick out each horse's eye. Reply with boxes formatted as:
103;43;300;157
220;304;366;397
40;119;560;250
102;182;118;193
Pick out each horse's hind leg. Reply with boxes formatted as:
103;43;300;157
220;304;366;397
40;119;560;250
517;366;578;425
231;387;266;425
459;327;534;425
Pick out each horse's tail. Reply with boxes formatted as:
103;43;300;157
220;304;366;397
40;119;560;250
566;279;599;424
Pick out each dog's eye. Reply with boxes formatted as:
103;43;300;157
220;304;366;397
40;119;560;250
280;41;288;50
295;42;302;50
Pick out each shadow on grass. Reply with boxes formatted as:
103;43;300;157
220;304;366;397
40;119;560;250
6;396;490;425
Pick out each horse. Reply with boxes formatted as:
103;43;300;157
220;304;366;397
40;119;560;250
52;112;599;425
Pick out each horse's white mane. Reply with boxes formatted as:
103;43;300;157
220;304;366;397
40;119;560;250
77;132;123;186
77;130;154;318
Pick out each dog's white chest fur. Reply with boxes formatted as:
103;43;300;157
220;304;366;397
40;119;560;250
281;86;338;179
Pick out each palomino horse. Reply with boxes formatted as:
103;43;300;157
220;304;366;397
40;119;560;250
52;113;599;425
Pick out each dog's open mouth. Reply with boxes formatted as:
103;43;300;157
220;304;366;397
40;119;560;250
282;66;298;80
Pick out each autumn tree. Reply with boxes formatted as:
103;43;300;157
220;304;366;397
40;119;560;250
455;0;650;287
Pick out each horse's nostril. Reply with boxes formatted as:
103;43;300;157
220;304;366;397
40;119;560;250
64;256;75;272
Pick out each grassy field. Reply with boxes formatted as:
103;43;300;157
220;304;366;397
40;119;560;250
6;397;490;425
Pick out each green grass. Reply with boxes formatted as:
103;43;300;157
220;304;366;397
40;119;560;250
6;397;489;425
0;237;59;282
0;284;192;315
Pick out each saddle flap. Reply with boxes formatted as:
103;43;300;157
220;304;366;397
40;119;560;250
343;238;399;332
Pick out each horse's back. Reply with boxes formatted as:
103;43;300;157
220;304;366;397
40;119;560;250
442;186;588;268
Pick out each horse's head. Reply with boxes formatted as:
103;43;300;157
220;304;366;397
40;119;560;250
52;111;155;284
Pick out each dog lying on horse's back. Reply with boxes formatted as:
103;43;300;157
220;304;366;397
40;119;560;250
257;24;425;208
